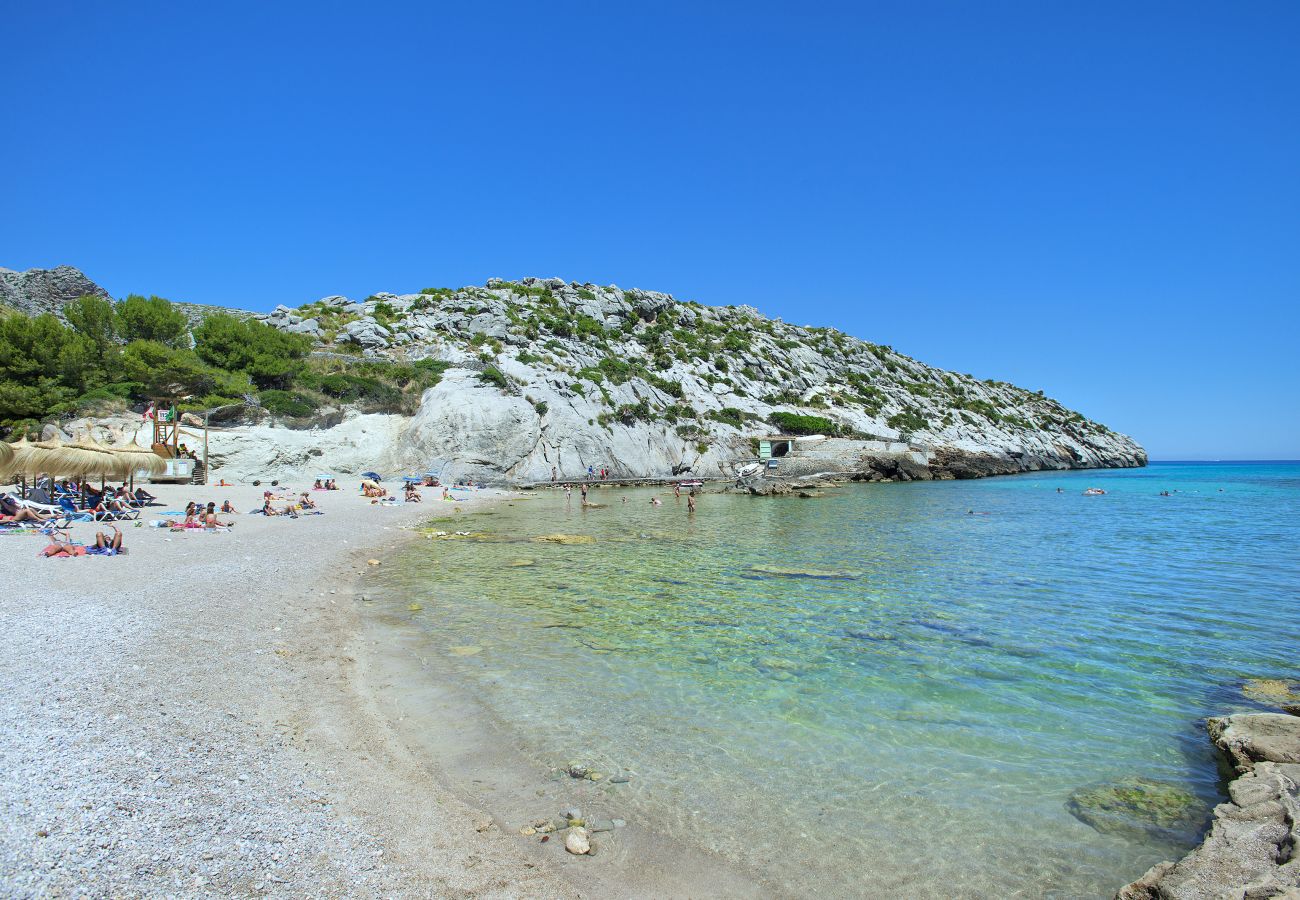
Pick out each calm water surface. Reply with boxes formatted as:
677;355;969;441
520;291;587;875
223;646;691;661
371;462;1300;898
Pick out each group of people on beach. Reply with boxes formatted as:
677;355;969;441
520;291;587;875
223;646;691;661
312;478;340;490
566;481;699;514
549;466;613;482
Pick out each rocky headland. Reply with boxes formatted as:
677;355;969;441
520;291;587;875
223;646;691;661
2;266;1146;484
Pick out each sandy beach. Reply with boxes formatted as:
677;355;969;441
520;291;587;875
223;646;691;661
0;480;583;897
0;478;768;898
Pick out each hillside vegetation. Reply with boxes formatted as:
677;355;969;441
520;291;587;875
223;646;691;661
0;269;1144;481
0;295;445;437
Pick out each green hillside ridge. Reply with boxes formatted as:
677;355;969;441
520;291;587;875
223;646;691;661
0;269;1144;481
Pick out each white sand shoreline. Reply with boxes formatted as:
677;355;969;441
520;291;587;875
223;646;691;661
0;478;762;898
0;479;586;897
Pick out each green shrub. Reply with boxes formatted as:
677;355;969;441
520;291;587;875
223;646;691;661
886;409;930;434
707;407;751;429
478;365;510;390
259;390;317;418
768;411;837;435
115;295;189;348
193;313;312;390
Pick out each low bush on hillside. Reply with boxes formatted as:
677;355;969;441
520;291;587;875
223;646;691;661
768;411;837;435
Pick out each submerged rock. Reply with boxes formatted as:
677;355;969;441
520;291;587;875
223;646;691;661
534;534;597;545
750;564;861;580
508;558;537;567
1066;776;1206;841
1242;678;1300;708
565;827;590;855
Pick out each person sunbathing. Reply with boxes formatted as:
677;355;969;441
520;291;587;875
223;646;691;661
133;487;157;503
0;496;52;524
220;500;238;514
203;502;232;527
93;525;124;553
93;493;128;517
404;484;422;503
261;499;277;516
42;530;85;557
299;493;316;509
326;479;338;490
313;479;323;490
184;502;199;525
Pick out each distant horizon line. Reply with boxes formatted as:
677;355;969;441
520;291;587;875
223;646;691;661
1147;458;1299;463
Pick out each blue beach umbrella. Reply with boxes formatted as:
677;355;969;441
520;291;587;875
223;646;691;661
402;476;422;483
361;471;382;481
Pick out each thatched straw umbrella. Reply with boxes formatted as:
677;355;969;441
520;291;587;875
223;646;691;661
107;440;167;478
27;436;89;477
5;436;37;476
67;436;139;482
0;439;13;473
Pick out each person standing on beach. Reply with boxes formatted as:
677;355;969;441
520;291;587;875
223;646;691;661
551;466;557;482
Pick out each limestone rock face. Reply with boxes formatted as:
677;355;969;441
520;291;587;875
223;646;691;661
11;269;1147;484
0;265;111;318
235;276;1148;484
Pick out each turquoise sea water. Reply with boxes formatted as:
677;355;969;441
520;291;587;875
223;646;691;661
372;462;1300;898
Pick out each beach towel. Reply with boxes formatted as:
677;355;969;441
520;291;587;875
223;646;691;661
41;545;86;557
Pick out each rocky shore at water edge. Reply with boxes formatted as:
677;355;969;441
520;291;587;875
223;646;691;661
1116;713;1300;899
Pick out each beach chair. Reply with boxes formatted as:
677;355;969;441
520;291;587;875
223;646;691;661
95;502;140;522
50;497;96;528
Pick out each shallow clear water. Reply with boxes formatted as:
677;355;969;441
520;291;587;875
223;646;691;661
372;462;1300;898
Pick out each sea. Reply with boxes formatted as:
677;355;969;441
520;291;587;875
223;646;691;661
368;461;1300;898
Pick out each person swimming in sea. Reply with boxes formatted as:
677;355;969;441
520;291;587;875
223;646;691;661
650;497;662;506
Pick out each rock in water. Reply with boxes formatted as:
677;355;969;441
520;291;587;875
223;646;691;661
1241;678;1300;708
534;534;596;545
1207;712;1300;771
1066;776;1207;841
1115;713;1300;899
565;827;590;855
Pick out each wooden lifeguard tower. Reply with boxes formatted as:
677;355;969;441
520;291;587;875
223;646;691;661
149;400;209;484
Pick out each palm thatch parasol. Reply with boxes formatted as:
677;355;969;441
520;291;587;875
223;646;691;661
67;436;139;480
22;436;86;477
0;439;13;471
4;436;36;477
107;440;168;477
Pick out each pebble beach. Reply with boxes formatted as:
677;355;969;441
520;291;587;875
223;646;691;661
0;481;583;898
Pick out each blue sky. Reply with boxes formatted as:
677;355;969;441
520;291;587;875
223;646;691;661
3;2;1296;458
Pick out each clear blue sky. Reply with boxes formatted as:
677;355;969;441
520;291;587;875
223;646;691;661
3;2;1296;459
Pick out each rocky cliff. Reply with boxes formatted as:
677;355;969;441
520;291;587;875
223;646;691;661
0;265;250;328
251;276;1145;483
1;266;1146;483
0;265;111;318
